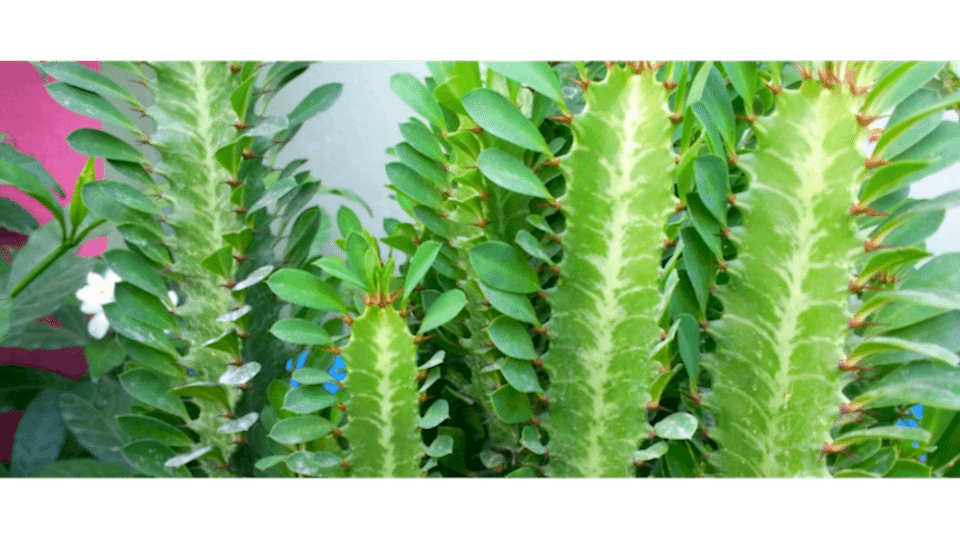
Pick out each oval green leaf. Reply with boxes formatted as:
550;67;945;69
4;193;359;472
67;128;147;165
419;399;450;429
403;240;442;303
268;416;334;445
170;382;231;410
386;162;441;207
654;412;699;440
490;386;534;424
103;249;167;299
485;62;566;109
288;83;343;127
488;316;538;360
116;414;193;447
469;241;540;294
120;440;190;478
500;358;542;392
46;82;140;133
267;269;347;313
270;318;332;346
390;73;445;131
283;386;338;414
218;362;262;386
478;282;539;326
476;148;552;199
461;89;551;154
118;368;189;421
419;289;467;334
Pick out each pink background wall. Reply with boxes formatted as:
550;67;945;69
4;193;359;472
1;61;106;463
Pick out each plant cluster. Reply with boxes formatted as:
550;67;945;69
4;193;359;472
2;61;960;478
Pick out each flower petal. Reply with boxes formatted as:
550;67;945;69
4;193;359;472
88;312;110;339
104;269;122;284
79;301;103;315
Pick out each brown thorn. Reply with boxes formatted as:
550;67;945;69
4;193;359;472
797;63;814;80
232;253;248;263
220;280;237;289
547;114;573;125
338;314;354;326
674;202;687;212
857;112;880;127
735;114;758;125
864;238;892;252
848;202;888;217
764;81;783;95
478;191;490;200
241;148;258;160
847;317;882;330
470;218;489;228
663;80;678;91
233;121;250;131
470;125;483;134
663;238;677;248
225;177;243;188
867;127;884;143
413;334;434;344
321;346;342;355
669;113;684;125
864;155;889;170
234;206;247;215
645;401;671;413
726;153;740;165
334;403;347;412
567;76;590;92
236;331;250;339
230;63;242;74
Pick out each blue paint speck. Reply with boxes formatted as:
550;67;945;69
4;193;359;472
287;351;308;388
325;355;347;394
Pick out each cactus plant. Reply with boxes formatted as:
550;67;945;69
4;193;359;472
6;60;960;478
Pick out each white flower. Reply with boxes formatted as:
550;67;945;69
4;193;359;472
75;270;122;339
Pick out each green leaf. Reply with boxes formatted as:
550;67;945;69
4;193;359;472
469;241;540;294
0;140;63;197
66;128;147;165
46;82;140;133
418;350;446;370
267;269;347;313
654;412;699;440
103;303;177;357
399;121;445;163
103;249;166;299
113;282;176;331
486;62;567;110
720;62;758;112
390;73;446;131
885;459;932;477
120;440;190;477
490;386;534;424
676;314;701;383
336;206;363;238
856;361;960;410
0;159;65;227
833;426;930;447
287;83;343;127
418;399;450;429
395;143;444;185
693;155;728;223
84;338;125;381
163;445;214;468
290;367;335;386
201;246;233;279
853;336;960;367
633;442;669;463
254;455;287;471
10;388;68;477
0;198;39;234
386;162;441;207
201;330;239;358
82;181;158;228
476;147;551;199
283;386;338;414
680;227;715;311
118;368;189;421
865;61;944;117
59;378;133;467
520;425;546;454
313;257;367;290
218;362;262;385
116;414;193;447
36;62;139;106
461;89;551;154
426;434;455;458
488;316;538;360
268;416;334;445
170;382;231;410
478;282;539;326
403;240;442;303
31;458;135;478
269;318;332;346
884;89;944;159
860;161;927;204
500;358;542;393
875;88;960;158
68;158;96;236
217;412;259;434
232;265;274;292
418;289;466;334
116;336;182;381
688;64;736;153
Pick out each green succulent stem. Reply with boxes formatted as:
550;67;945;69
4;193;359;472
543;65;675;477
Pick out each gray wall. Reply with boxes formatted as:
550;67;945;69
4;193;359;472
105;62;959;256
